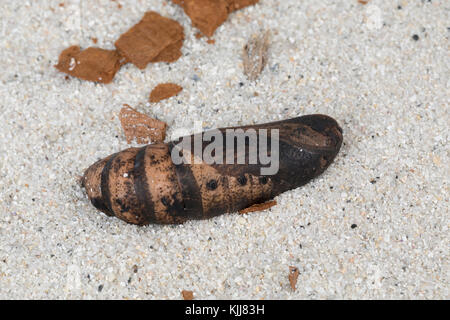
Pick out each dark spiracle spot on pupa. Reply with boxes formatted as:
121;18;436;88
320;156;328;168
259;176;268;185
206;179;218;190
237;175;247;185
161;196;170;206
115;198;131;213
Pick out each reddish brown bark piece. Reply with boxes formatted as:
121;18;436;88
183;0;229;37
226;0;260;11
172;0;259;37
151;39;183;63
150;83;183;103
55;46;122;83
181;290;194;300
119;104;167;144
115;11;184;69
239;200;276;214
288;266;299;291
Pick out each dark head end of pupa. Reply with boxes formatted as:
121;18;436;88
299;114;343;150
289;114;343;172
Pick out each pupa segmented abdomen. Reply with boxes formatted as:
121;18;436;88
82;114;343;225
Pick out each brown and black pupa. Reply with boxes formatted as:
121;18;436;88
81;114;343;225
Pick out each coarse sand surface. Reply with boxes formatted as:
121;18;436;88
0;0;448;299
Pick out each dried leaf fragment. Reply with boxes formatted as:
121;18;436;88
119;104;167;144
288;266;299;291
239;200;276;214
242;31;270;81
357;0;369;4
55;46;123;83
115;11;184;69
150;83;183;103
181;290;194;300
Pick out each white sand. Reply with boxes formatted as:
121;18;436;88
0;0;448;299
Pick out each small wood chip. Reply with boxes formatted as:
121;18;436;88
242;31;270;81
149;83;183;103
239;200;276;214
115;11;184;69
288;266;299;291
55;46;122;83
119;104;167;144
358;0;369;4
181;290;194;300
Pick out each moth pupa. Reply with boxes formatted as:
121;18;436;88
82;114;343;225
